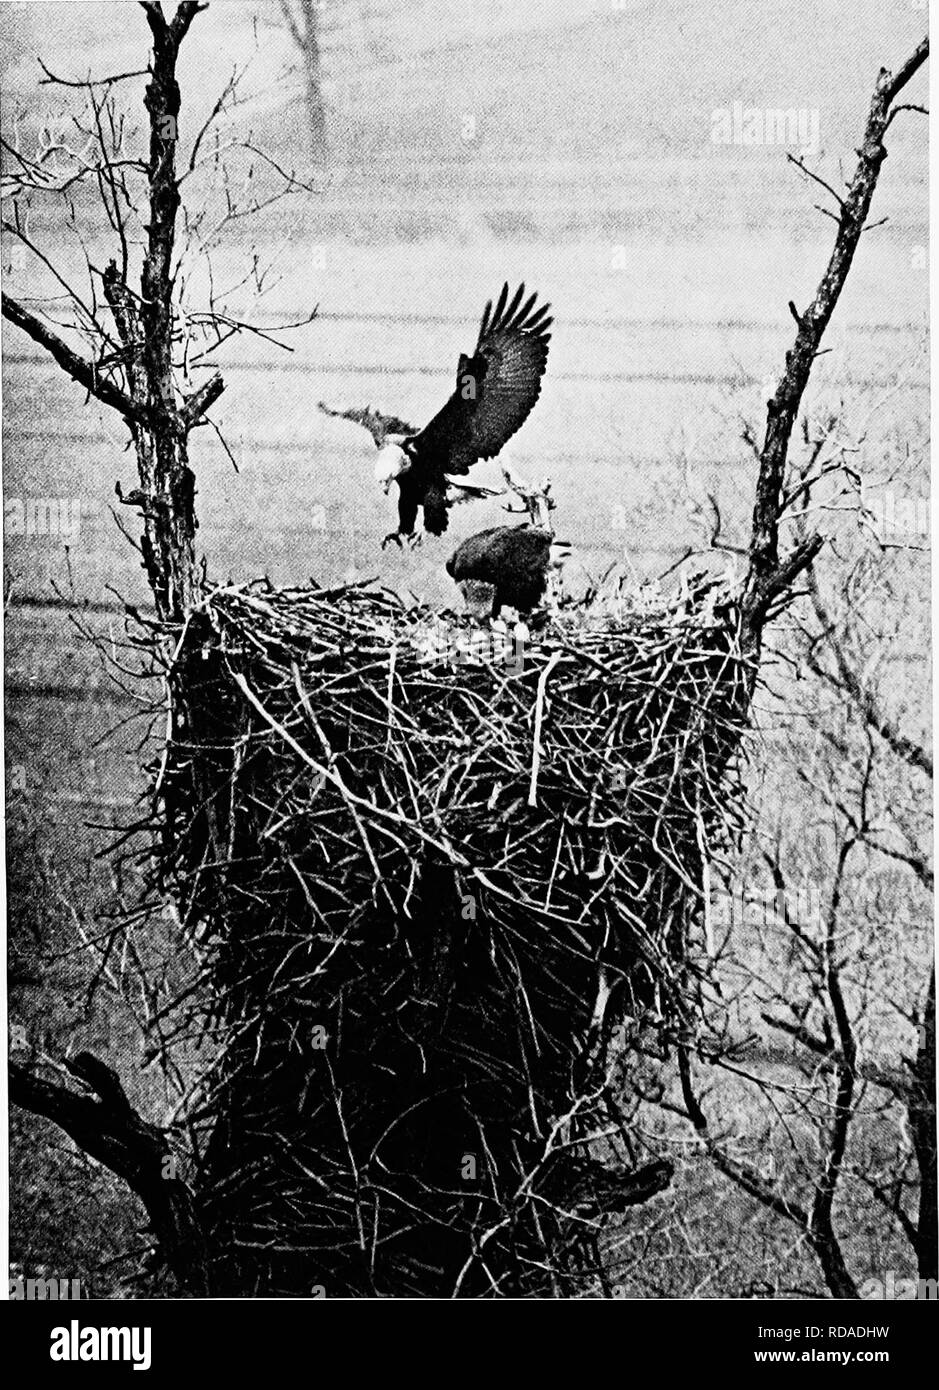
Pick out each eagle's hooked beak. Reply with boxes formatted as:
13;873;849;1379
374;440;412;494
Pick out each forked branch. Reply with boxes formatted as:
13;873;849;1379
11;1052;208;1294
742;37;928;641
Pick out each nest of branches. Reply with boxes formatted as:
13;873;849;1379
148;571;752;1296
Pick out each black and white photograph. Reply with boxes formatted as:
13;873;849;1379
0;0;933;1343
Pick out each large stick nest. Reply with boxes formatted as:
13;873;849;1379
158;572;752;1295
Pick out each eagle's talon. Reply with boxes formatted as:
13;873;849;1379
381;530;421;551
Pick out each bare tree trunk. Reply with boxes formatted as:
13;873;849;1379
675;35;929;1303
10;1054;210;1294
4;0;221;1295
741;40;928;654
911;974;938;1283
281;0;327;165
2;1;221;626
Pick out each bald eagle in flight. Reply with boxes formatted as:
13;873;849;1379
322;283;551;546
446;525;570;618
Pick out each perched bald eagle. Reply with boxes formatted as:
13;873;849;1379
446;525;570;618
362;283;551;545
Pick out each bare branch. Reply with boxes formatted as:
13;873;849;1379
1;291;146;426
786;152;846;212
809;838;860;1297
11;1051;209;1293
38;59;150;88
805;566;933;779
743;37;929;642
180;370;224;428
908;973;937;1281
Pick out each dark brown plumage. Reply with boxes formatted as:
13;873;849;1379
446;525;569;616
392;283;552;540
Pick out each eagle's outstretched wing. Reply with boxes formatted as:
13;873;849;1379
318;401;418;448
410;283;552;477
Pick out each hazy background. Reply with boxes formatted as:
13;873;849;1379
1;0;929;1294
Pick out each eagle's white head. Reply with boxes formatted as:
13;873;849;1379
374;438;412;494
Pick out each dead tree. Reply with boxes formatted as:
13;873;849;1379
5;0;310;1293
669;37;930;1300
279;0;328;164
1;1;314;604
662;609;934;1297
3;3;213;622
739;38;928;657
4;0;219;1289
